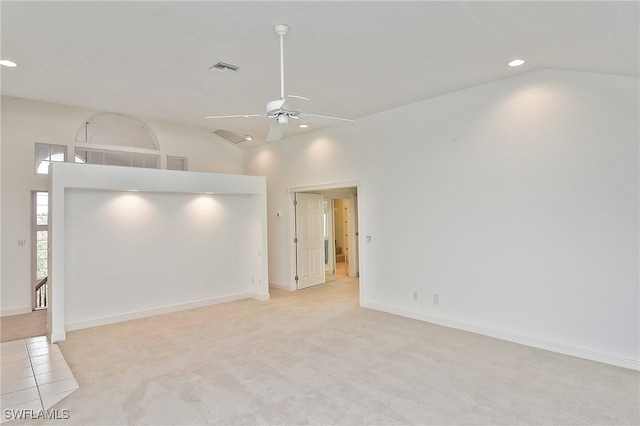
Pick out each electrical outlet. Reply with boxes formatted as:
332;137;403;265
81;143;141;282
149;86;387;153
433;293;440;305
413;291;418;301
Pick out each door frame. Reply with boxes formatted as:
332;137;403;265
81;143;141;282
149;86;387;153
287;181;362;302
324;197;336;280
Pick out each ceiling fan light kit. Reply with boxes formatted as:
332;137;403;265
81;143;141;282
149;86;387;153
206;24;353;142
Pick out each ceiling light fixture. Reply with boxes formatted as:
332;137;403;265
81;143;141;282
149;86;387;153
245;135;253;141
299;123;309;128
508;59;525;67
0;59;17;67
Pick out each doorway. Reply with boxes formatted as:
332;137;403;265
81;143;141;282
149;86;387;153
31;191;49;310
290;184;359;292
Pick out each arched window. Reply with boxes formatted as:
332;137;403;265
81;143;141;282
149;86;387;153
74;113;160;169
75;113;159;150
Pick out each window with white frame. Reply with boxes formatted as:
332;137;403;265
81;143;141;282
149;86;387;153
75;148;159;169
35;143;66;174
75;113;159;150
73;112;161;170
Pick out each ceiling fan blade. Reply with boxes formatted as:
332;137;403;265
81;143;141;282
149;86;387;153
267;121;286;142
300;114;353;126
205;114;265;119
280;95;309;112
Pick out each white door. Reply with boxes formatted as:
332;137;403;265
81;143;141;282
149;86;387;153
296;193;325;289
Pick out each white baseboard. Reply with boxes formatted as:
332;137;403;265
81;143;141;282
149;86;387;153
361;301;639;371
251;292;270;301
65;293;253;333
269;282;292;291
47;324;66;344
1;307;32;317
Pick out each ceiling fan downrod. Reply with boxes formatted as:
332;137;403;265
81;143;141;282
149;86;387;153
274;24;289;100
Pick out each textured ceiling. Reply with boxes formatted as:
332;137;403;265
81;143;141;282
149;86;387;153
1;1;637;147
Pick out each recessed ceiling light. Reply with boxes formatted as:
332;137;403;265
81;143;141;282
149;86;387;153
299;123;309;128
508;59;525;67
245;135;253;141
0;60;17;68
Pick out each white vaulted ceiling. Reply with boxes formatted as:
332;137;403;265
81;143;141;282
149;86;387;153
1;1;637;147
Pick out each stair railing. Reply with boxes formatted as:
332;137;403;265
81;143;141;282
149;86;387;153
35;276;47;310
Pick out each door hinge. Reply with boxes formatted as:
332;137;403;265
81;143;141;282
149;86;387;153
295;275;299;281
293;199;298;206
294;237;298;243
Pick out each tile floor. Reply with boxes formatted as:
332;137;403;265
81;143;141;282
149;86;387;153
1;336;78;423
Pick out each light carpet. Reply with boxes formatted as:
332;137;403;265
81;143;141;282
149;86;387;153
7;276;639;425
1;310;47;343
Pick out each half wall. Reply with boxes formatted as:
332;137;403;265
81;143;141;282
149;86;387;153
48;163;268;342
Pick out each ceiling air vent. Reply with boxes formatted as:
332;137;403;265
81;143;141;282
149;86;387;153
213;129;247;144
210;62;239;74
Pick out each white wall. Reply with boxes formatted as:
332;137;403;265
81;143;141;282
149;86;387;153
245;69;639;369
0;96;245;315
48;163;268;341
64;190;253;326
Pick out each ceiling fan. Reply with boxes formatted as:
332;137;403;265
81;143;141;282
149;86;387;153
206;24;353;142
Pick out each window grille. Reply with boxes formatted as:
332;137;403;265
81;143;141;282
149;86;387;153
35;143;66;174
